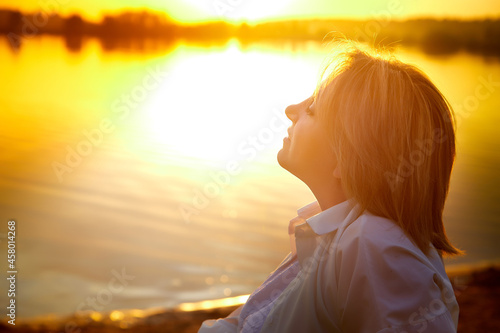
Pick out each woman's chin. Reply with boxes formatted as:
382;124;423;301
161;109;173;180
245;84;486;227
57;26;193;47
277;149;290;170
277;149;285;167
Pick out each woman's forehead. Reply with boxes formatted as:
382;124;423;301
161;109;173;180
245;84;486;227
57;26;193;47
315;77;338;102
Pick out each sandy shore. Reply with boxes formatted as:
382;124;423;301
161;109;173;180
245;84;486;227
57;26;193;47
2;266;499;333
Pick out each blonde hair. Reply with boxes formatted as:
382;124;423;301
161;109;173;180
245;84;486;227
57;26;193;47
316;43;461;256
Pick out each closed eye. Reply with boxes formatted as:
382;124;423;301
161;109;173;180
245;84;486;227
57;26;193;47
306;100;315;115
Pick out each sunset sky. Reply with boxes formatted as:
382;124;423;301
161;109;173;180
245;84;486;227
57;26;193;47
1;0;500;23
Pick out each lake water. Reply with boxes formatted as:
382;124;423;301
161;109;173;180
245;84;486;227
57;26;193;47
0;36;499;320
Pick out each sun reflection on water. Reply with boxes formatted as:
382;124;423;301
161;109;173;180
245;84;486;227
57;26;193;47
177;294;250;311
139;41;320;163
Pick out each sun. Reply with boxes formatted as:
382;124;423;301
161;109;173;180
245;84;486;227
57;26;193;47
178;0;297;23
220;0;297;22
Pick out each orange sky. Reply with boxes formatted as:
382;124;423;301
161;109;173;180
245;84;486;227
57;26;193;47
0;0;499;23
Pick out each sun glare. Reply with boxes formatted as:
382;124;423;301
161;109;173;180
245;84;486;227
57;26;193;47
141;43;285;163
212;0;297;23
177;294;250;312
2;0;499;24
138;41;321;166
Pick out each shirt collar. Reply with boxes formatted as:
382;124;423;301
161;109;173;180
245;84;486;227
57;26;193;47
293;200;356;268
297;201;322;219
306;200;353;235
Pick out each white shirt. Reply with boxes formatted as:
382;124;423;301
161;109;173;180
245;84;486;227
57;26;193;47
199;200;459;332
198;202;321;333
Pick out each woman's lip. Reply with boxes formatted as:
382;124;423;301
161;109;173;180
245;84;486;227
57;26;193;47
284;137;291;143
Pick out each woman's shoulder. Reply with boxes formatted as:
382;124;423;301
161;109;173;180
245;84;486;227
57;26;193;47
326;211;458;332
334;210;440;268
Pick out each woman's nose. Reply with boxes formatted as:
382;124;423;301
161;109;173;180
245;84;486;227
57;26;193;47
285;103;299;122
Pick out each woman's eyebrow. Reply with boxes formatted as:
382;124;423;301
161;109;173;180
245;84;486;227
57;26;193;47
309;99;315;108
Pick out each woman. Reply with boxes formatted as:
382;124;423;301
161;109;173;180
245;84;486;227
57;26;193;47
199;43;461;333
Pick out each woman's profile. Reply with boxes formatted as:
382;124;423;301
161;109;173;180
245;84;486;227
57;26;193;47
198;42;461;333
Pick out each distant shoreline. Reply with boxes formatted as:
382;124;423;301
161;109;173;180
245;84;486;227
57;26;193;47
1;8;500;56
446;259;500;277
2;263;499;333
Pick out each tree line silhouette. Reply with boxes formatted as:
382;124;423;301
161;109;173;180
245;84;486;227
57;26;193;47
1;8;499;56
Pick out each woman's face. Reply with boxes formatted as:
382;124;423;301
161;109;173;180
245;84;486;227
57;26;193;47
277;95;338;186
